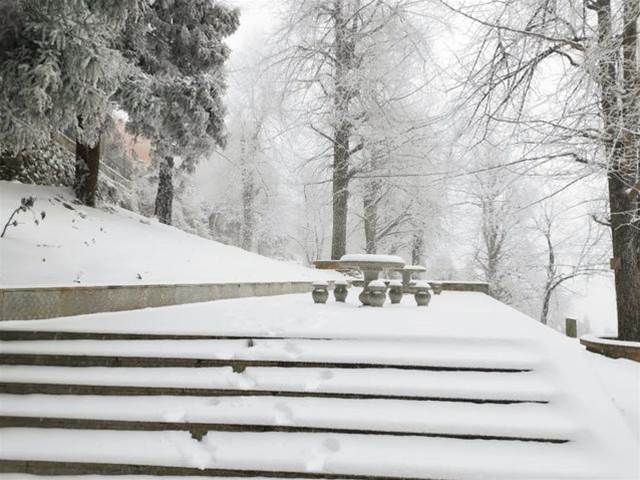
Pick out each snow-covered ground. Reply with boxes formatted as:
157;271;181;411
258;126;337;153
0;181;336;287
1;291;638;478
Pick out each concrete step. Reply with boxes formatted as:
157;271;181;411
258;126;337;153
0;339;540;372
0;417;568;443
0;383;547;404
0;428;599;479
0;366;554;403
0;338;539;371
0;354;529;372
0;459;438;479
0;394;574;442
0;331;334;341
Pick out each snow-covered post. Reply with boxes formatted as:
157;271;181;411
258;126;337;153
565;318;578;338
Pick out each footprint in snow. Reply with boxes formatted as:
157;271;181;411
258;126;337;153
225;369;256;389
323;437;341;452
273;401;294;425
159;431;215;469
305;437;341;472
185;439;216;469
283;341;302;357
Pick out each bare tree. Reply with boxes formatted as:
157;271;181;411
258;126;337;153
442;0;640;340
470;168;525;303
534;207;608;325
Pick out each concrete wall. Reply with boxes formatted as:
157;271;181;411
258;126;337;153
433;281;490;295
0;282;312;321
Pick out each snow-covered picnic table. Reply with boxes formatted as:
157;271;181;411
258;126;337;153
338;254;405;305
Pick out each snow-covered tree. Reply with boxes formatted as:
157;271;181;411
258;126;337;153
118;1;239;224
533;204;609;325
273;0;433;259
0;0;146;206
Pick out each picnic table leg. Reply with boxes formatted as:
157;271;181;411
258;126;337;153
402;270;412;288
359;269;380;306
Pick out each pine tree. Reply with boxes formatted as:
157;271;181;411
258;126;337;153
0;0;146;206
118;0;239;225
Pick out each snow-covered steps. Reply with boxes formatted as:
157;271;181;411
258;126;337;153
0;292;637;479
0;428;632;480
0;394;576;443
0;366;554;403
0;338;539;371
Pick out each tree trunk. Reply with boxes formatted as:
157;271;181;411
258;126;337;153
332;125;350;259
540;288;552;325
155;156;174;225
330;0;355;260
596;0;640;341
74;136;100;207
240;133;256;251
540;233;555;325
363;180;378;254
411;231;424;265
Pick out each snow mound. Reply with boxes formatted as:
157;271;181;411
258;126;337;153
0;181;335;287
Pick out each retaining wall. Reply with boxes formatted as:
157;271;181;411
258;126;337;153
0;281;312;321
433;281;490;294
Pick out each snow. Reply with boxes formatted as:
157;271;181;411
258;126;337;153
339;254;405;264
586;353;640;439
0;291;638;478
0;394;576;439
0;427;630;479
0;181;338;287
0;338;541;370
0;290;541;341
403;265;426;271
0;366;555;401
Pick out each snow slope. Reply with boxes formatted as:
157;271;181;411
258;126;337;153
0;181;335;287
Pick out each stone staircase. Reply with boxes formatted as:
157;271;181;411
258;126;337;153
0;293;636;479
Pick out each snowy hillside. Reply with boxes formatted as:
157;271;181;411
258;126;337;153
0;181;335;287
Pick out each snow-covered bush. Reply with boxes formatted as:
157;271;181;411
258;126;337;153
0;145;74;187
